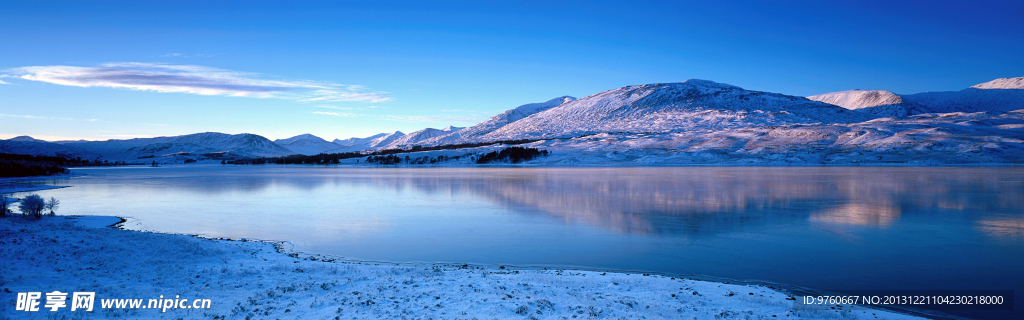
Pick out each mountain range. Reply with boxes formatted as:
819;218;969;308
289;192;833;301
3;77;1022;165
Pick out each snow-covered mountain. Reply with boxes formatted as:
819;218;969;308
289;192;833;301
806;90;925;118
274;134;341;155
6;136;47;143
328;133;388;153
67;132;291;158
5;77;1022;165
902;78;1024;113
0;136;100;158
450;80;867;143
422;96;575;146
3;132;293;161
970;77;1024;89
367;131;406;149
378;126;464;150
810;77;1024;116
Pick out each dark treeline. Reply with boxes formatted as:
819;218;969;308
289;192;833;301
226;138;544;165
224;152;363;165
0;153;130;177
476;147;548;164
366;154;464;165
384;138;540;154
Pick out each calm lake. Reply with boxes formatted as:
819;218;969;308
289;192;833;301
25;166;1024;319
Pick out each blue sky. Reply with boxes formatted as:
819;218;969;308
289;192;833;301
2;0;1022;141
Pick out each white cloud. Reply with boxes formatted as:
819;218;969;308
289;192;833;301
310;111;478;123
381;115;479;123
0;113;98;121
0;79;10;85
312;111;359;117
4;62;393;103
160;53;219;58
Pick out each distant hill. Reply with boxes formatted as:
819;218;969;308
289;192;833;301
809;77;1024;117
0;137;100;159
806;90;926;118
7;136;46;142
378;126;464;150
2;132;292;162
330;133;388;153
274;134;341;155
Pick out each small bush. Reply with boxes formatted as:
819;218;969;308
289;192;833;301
19;194;45;219
45;197;60;216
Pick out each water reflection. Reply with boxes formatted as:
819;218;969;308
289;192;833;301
56;166;1024;237
977;217;1024;241
344;167;1022;235
36;166;1024;320
810;202;901;227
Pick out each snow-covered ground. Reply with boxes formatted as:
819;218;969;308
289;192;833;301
0;215;924;319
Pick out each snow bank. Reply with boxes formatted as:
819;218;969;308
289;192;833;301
0;216;924;319
0;183;68;195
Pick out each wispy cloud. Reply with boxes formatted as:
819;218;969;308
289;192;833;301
160;53;218;58
381;115;479;123
0;79;9;85
311;111;478;123
3;62;393;103
314;105;356;110
0;113;98;122
312;111;359;117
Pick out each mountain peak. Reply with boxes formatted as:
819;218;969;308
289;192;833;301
971;77;1024;89
678;79;741;88
630;79;741;90
603;80;744;99
807;90;913;118
549;96;576;104
7;135;44;142
807;89;903;110
468;79;868;143
274;132;325;143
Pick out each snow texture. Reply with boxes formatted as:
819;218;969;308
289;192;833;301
971;77;1024;89
0;215;924;320
420;96;576;146
806;90;924;118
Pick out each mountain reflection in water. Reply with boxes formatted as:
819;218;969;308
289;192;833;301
344;167;1021;236
34;166;1024;319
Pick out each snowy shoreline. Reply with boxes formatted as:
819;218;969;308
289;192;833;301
0;214;929;319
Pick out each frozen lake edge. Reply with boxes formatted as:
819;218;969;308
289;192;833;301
0;215;929;319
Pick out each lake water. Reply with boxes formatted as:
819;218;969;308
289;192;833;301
23;166;1024;319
